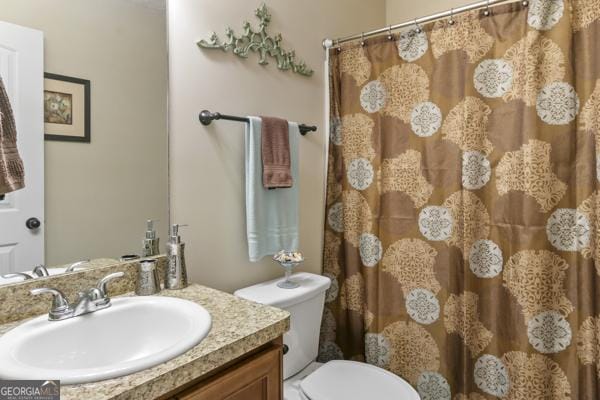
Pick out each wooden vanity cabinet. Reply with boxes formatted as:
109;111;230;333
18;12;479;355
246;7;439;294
170;339;283;400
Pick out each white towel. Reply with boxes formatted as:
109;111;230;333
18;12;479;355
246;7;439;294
245;116;299;262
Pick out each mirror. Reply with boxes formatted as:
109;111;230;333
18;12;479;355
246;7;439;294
0;0;168;285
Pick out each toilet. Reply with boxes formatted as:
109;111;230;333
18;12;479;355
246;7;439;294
234;272;420;400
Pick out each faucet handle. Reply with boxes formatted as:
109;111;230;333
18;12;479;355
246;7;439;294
96;272;125;297
65;259;90;272
30;288;71;318
2;272;34;281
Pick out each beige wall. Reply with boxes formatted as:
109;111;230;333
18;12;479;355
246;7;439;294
386;0;468;24
168;0;386;293
0;0;169;265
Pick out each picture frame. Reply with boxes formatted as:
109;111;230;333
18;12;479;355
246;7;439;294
43;73;90;143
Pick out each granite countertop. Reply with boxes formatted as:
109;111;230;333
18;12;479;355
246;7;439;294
0;284;290;400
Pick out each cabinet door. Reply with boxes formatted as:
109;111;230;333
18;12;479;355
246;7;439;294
177;344;282;400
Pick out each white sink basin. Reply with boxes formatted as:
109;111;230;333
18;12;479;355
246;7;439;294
0;296;211;384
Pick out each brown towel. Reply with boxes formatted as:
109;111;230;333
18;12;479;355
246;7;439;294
0;77;25;195
261;116;292;189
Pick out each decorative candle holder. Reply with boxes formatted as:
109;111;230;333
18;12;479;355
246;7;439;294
273;251;304;289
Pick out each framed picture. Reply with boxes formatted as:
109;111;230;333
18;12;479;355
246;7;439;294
44;73;90;143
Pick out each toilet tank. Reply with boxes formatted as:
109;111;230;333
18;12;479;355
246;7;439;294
234;272;331;379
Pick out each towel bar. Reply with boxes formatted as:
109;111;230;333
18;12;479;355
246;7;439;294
199;110;317;135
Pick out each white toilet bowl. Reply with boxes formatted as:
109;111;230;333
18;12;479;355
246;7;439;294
235;272;419;400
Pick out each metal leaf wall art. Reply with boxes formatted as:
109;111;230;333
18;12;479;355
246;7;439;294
197;3;314;77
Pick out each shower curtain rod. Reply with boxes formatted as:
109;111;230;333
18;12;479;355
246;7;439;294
322;0;526;48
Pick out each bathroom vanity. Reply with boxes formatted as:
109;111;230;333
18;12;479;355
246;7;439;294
0;258;289;400
149;285;286;400
169;340;283;400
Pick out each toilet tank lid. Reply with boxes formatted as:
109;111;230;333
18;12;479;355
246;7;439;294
234;272;331;308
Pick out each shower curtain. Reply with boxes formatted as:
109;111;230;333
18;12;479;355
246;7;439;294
320;0;600;398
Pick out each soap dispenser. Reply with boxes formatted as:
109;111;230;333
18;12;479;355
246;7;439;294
142;219;160;257
165;224;188;289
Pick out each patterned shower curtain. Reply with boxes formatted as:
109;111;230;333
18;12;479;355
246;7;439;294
319;0;600;398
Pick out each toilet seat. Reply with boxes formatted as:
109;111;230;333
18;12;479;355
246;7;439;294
300;360;420;400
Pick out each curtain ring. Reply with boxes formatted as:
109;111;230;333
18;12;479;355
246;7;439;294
387;25;393;40
414;19;422;33
483;0;491;16
448;8;456;25
360;32;366;47
336;39;341;53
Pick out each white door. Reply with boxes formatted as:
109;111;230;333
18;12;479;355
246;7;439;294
0;21;44;274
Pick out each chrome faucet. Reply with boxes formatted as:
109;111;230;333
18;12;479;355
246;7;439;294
30;272;124;321
32;265;49;277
